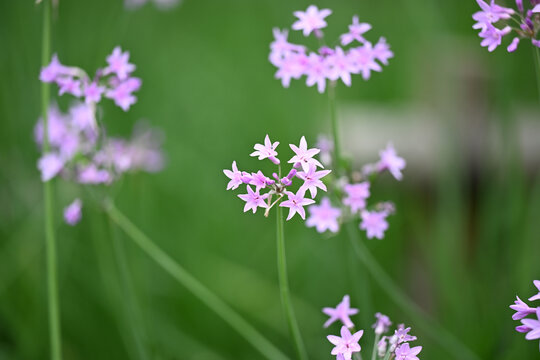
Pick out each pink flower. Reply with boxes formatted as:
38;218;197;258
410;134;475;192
510;296;537;320
530;280;540;301
472;0;514;31
327;47;356;86
360;210;389;240
305;52;330;93
250;170;269;191
343;182;370;213
327;326;363;360
40;54;69;83
279;189;315;220
38;153;64;181
322;295;359;328
275;52;308;88
84;81;106;104
57;76;83;97
269;28;305;67
349;42;382;80
292;5;332;37
297;165;330;198
64;198;82;226
534;4;540;13
378;143;406;181
394;343;422;360
250;134;280;164
105;77;141;111
479;24;511;52
306;197;341;233
77;164;112;184
223;161;243;190
340;16;372;45
105;46;136;80
238;186;269;214
519;308;540;349
288;136;323;172
507;37;520;52
391;325;417;345
373;312;392;335
373;37;394;65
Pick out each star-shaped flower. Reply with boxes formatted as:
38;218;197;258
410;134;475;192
250;170;269;191
84;81;106;104
360;210;389;240
306;197;341;233
238;186;269;214
292;5;332;37
223;161;243;190
327;326;363;360
279;189;315;220
377;143;406;181
394;343;422;360
105;46;136;80
322;295;359;328
343;182;370;213
288;136;323;172
340;16;372;45
297;165;330;198
250;134;280;164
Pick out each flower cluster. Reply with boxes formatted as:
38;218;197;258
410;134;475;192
323;295;422;360
305;138;405;240
269;5;393;93
40;47;141;110
224;135;330;220
472;0;540;52
510;280;540;350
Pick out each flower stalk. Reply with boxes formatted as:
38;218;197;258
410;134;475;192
533;46;540;103
276;205;308;360
104;199;289;360
41;0;62;359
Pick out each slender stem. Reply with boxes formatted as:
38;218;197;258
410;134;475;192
275;206;308;360
533;46;540;104
345;223;480;360
371;333;381;360
328;82;341;171
104;199;289;360
41;1;62;359
382;350;391;360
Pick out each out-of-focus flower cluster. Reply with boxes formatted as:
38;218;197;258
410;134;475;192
323;295;422;360
472;0;540;52
269;5;393;93
224;135;331;221
510;280;540;351
304;135;405;240
40;47;141;111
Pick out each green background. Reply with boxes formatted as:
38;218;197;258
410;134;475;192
1;0;539;359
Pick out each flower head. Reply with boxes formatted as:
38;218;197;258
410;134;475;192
327;326;363;360
306;197;341;233
292;5;332;37
323;295;359;328
64;199;82;225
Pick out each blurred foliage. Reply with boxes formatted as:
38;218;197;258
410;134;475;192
1;0;540;359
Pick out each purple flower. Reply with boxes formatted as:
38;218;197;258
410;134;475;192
507;37;520;52
395;343;422;360
534;4;540;12
343;182;370;213
349;42;382;80
40;54;69;83
377;337;388;357
373;37;394;65
327;47;356;86
305;52;330;93
64;198;82;226
77;164;111;184
520;308;540;349
70;102;96;133
530;280;540;301
378;143;406;180
105;46;136;80
84;81;106;104
250;170;269;191
38;153;64;181
224;161;243;190
292;5;332;37
340;16;372;45
279;189;315;220
238;185;269;214
275;52;308;88
250;134;280;164
360;210;389;240
269;28;305;67
373;312;392;335
327;326;363;360
392;325;417;345
105;77;141;111
511;296;537;320
306;197;341;233
472;0;514;31
57;76;83;97
479;24;512;52
288;136;323;172
316;134;334;166
34;104;68;148
322;295;359;328
297;165;331;198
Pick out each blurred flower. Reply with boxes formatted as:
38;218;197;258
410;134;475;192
373;312;392;335
38;153;64;182
322;295;359;328
64;198;82;225
327;326;363;360
343;182;370;213
360;210;389;239
306;197;341;233
378;143;406;181
340;16;371;45
105;46;136;80
394;343;422;360
292;5;332;37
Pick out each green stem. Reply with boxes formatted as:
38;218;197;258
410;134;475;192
275;206;308;360
328;82;341;171
104;199;289;360
371;333;381;360
345;223;479;360
382;350;391;360
41;1;62;359
533;46;540;104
